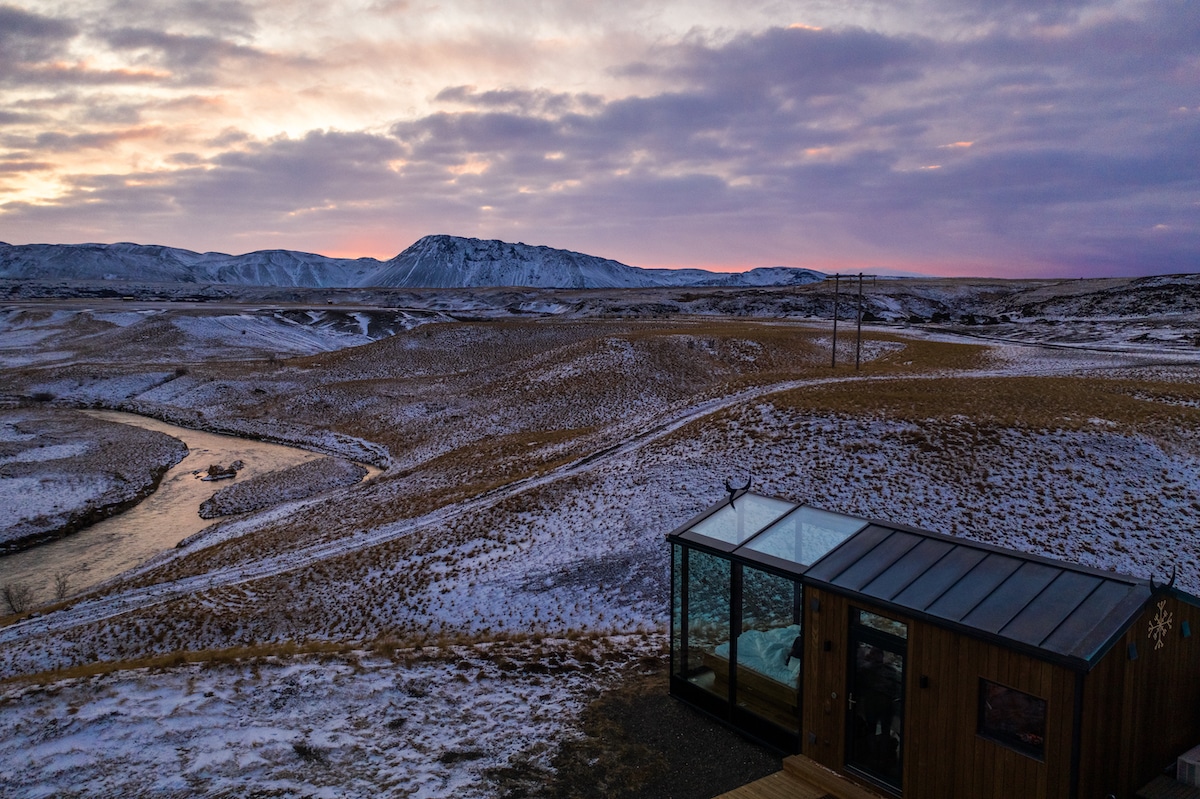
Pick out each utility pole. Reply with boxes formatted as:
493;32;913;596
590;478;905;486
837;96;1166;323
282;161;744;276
831;274;840;369
855;272;863;370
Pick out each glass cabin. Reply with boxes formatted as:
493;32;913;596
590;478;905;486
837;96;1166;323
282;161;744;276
668;492;867;751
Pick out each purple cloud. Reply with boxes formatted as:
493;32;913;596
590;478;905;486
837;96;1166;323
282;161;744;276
0;2;1195;275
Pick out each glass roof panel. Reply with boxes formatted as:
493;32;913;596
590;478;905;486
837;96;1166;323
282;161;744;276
683;494;797;546
741;506;868;568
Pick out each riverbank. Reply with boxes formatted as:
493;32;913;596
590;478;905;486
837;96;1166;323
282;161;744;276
0;409;345;605
0;408;188;555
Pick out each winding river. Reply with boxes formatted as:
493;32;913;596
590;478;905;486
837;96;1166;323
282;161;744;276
2;411;374;601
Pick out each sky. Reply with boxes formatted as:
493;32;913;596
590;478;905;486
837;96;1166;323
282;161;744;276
0;0;1197;277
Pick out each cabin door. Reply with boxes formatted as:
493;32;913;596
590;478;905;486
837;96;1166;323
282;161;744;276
846;608;907;793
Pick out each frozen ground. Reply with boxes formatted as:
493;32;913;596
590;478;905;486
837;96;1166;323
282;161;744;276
0;636;655;799
199;457;368;518
1;284;1199;797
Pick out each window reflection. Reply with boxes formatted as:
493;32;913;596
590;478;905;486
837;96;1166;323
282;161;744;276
979;680;1047;759
743;506;866;566
856;609;908;640
680;549;731;701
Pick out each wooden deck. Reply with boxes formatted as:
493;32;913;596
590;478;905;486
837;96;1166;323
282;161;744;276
715;755;887;799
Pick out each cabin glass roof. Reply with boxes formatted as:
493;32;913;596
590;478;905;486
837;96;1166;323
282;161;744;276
681;494;796;547
741;506;868;567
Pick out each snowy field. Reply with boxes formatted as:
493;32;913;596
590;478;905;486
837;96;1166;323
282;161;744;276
0;636;657;799
1;284;1199;797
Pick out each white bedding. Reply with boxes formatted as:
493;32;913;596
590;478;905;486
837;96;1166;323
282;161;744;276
714;624;802;686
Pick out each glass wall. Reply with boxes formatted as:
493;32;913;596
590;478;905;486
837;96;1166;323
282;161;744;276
734;567;802;731
677;547;731;702
670;541;804;748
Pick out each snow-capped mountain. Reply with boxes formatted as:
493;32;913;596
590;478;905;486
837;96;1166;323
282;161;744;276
0;242;379;287
0;236;825;289
370;235;660;289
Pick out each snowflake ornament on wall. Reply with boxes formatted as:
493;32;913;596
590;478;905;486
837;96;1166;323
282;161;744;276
1148;599;1173;651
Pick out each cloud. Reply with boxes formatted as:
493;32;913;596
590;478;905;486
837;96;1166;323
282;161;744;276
645;24;927;96
434;86;604;116
0;4;77;52
0;2;1196;274
1;126;164;153
0;159;53;173
0;4;80;82
83;0;258;38
0;5;169;88
100;26;277;85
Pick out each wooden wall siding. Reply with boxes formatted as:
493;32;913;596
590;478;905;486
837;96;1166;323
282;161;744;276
1078;595;1200;799
802;587;1078;798
803;587;849;770
800;588;1200;799
904;616;1074;799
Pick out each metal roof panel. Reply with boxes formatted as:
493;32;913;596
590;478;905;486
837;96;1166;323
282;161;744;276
803;524;895;583
1037;579;1132;657
889;546;989;611
925;553;1025;622
860;538;958;603
831;530;924;593
998;570;1104;648
961;561;1062;634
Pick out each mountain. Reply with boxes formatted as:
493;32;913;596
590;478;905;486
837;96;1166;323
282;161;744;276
0;236;825;289
0;242;377;287
371;235;662;289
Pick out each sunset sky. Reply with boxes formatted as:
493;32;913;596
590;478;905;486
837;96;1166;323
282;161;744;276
1;0;1197;277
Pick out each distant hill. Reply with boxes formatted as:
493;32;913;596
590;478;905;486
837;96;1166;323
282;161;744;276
0;235;826;289
0;242;378;287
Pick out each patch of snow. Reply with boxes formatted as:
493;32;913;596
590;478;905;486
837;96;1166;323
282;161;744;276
0;640;651;798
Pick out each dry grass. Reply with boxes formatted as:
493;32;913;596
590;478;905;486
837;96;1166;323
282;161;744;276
12;317;1194;685
770;375;1200;431
0;639;353;688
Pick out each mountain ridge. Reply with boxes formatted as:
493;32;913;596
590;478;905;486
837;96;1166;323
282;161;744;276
0;235;826;289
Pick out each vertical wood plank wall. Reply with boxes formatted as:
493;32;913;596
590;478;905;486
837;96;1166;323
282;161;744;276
906;613;1074;799
802;587;1075;798
1078;594;1200;799
803;587;848;770
797;587;1200;799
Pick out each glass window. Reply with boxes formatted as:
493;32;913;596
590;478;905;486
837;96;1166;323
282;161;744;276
855;609;908;640
978;680;1047;759
733;567;802;730
681;548;732;701
742;505;867;567
685;495;796;546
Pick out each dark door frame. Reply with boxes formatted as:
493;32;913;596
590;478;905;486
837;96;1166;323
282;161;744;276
845;607;908;795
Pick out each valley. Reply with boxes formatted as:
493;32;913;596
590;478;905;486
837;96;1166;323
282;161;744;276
1;279;1199;797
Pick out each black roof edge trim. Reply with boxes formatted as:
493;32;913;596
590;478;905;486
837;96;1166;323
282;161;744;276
1071;586;1156;666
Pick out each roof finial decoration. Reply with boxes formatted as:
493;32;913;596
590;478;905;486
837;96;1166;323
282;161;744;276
724;474;752;509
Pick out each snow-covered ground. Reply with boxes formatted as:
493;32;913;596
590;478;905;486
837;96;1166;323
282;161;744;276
1;287;1199;797
0;636;655;799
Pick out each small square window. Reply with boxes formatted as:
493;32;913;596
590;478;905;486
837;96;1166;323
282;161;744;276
978;679;1046;759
